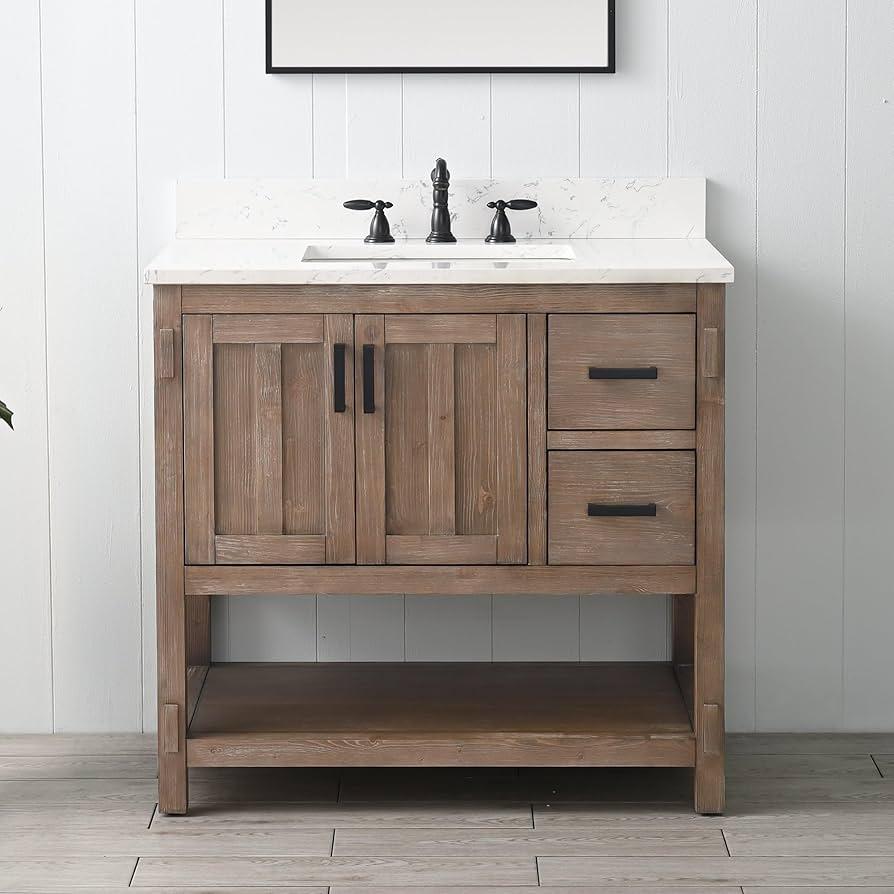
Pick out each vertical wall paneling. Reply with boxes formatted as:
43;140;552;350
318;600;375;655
41;0;141;730
580;597;669;662
669;0;758;731
6;4;894;732
491;74;580;177
0;0;53;732
405;597;493;661
223;0;313;177
756;1;847;730
580;0;668;176
312;75;347;177
317;596;406;662
843;0;894;728
345;75;403;177
136;0;226;727
492;596;581;661
579;603;669;665
402;75;492;178
227;596;317;661
210;595;230;662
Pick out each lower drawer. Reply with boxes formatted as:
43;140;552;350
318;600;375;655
548;451;695;565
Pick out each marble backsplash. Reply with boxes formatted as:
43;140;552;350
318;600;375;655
176;177;706;241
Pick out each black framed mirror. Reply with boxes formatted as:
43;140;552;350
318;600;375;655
266;0;615;74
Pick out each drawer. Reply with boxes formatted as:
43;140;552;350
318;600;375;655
547;314;696;430
548;451;695;565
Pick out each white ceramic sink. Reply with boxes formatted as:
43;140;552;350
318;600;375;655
301;243;576;264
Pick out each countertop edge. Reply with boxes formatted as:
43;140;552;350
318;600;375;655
145;269;735;286
144;237;735;287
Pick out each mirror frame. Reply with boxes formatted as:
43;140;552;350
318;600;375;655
265;0;615;74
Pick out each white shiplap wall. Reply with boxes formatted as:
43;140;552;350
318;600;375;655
1;0;892;733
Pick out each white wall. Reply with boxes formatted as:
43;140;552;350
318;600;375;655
1;0;891;733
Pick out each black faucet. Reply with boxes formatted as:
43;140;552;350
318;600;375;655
426;158;456;243
485;198;538;243
343;198;395;243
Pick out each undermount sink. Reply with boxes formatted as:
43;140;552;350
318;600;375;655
301;243;576;264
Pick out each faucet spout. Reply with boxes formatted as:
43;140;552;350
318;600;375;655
426;157;456;243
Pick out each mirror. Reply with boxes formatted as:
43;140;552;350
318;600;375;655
266;0;615;73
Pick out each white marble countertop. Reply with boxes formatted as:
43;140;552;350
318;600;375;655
145;238;734;286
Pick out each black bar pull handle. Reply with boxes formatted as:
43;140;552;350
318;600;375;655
588;503;658;518
362;344;375;414
333;343;347;413
589;367;659;380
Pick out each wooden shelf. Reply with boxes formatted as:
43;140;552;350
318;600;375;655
186;662;694;769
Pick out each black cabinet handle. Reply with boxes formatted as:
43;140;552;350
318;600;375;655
589;367;658;380
362;344;375;414
333;344;346;413
588;503;658;517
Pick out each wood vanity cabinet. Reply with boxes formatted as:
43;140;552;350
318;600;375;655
154;283;725;817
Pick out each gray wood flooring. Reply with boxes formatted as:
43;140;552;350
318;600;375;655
2;733;894;891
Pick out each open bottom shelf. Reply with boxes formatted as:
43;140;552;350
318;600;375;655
186;662;694;768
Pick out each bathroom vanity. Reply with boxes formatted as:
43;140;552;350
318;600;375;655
148;177;733;816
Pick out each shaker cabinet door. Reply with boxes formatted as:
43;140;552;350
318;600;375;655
355;314;527;565
183;313;355;565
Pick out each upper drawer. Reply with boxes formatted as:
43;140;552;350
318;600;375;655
547;314;696;430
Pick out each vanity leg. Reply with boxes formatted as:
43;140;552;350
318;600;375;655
694;284;725;815
154;284;188;815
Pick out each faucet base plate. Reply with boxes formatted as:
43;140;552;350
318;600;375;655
425;233;458;244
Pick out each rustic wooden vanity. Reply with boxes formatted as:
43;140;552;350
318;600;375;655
153;280;725;816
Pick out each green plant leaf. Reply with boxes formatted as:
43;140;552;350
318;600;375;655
0;399;13;430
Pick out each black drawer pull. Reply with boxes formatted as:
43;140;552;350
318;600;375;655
589;367;658;380
362;344;375;414
333;343;346;413
588;503;657;518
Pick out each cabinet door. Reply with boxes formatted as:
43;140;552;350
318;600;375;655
183;314;355;565
355;314;527;565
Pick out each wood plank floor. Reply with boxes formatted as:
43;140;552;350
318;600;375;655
3;733;894;891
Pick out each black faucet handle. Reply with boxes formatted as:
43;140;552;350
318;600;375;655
344;199;395;244
487;199;538;212
485;198;538;243
344;199;393;211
